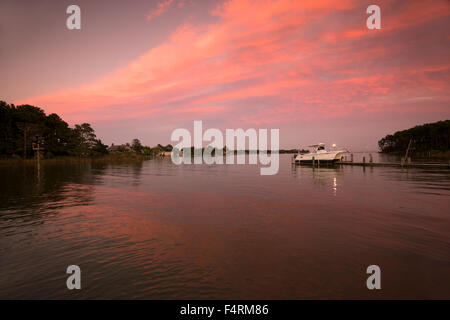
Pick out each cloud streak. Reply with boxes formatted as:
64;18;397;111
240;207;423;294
146;0;174;21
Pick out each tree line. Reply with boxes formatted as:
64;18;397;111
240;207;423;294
0;101;171;159
378;120;450;154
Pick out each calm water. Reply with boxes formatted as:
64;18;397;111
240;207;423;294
1;155;449;299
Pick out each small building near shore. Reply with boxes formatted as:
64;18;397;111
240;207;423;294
108;143;133;153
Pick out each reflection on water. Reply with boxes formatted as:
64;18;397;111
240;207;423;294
292;165;344;195
0;156;449;299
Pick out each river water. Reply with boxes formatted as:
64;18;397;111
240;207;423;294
0;155;449;299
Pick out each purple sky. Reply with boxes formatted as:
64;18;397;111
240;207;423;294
1;0;449;150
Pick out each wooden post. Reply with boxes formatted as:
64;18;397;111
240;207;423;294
33;141;43;165
369;153;373;164
317;159;320;167
404;138;412;160
363;156;366;166
312;156;315;167
401;157;405;167
350;153;354;162
24;128;27;159
407;157;411;165
33;140;43;180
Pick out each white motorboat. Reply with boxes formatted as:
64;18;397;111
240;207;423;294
294;143;347;164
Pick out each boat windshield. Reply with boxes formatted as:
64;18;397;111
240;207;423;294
317;145;325;150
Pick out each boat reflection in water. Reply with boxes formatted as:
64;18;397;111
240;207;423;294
292;164;344;196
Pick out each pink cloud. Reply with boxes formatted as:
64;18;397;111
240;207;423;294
146;0;174;21
19;0;450;131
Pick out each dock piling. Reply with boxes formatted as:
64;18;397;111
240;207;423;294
337;160;448;168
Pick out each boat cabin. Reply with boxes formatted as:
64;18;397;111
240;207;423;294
307;143;327;153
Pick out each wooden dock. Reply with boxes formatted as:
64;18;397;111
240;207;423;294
291;156;450;169
337;161;450;169
291;153;450;169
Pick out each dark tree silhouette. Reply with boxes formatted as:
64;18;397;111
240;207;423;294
378;120;450;154
0;101;108;158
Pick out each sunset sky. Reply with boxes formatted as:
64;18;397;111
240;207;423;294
1;0;449;150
